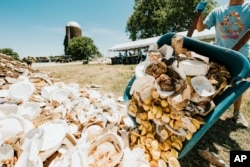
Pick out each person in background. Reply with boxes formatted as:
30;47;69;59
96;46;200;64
22;56;33;67
124;50;128;57
118;52;122;57
196;0;250;128
137;49;143;63
129;51;132;57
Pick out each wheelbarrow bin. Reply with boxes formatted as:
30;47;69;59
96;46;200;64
123;32;250;159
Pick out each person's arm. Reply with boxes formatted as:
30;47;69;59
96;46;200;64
195;1;207;32
196;14;207;32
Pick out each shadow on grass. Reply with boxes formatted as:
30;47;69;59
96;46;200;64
179;116;242;167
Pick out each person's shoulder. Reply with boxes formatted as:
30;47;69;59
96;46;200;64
209;5;225;14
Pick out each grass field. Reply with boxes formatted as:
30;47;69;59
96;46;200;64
35;63;250;167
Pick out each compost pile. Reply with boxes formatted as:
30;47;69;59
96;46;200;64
127;35;231;166
0;33;231;167
0;53;138;167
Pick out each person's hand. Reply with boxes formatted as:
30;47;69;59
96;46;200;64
195;1;207;13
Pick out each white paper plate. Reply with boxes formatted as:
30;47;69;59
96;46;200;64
0;90;8;98
156;84;175;98
41;85;58;100
49;89;71;103
130;75;156;95
9;81;35;101
191;76;215;97
39;120;67;151
17;102;41;120
0;144;14;161
135;62;147;78
0;115;34;144
179;60;209;76
0;104;18;115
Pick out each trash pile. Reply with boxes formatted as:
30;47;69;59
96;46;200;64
0;33;231;167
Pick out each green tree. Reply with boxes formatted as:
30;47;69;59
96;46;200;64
66;36;101;60
126;0;218;40
0;48;19;60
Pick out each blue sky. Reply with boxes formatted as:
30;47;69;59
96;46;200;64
0;0;227;58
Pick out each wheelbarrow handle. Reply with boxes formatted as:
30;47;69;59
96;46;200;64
231;29;250;79
187;11;202;37
187;0;207;37
232;29;250;51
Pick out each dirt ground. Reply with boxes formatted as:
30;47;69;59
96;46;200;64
32;61;83;68
34;63;250;167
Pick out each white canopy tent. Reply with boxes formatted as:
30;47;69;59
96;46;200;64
109;36;161;52
109;27;215;53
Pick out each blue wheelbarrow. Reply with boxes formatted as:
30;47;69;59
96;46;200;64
123;32;250;159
